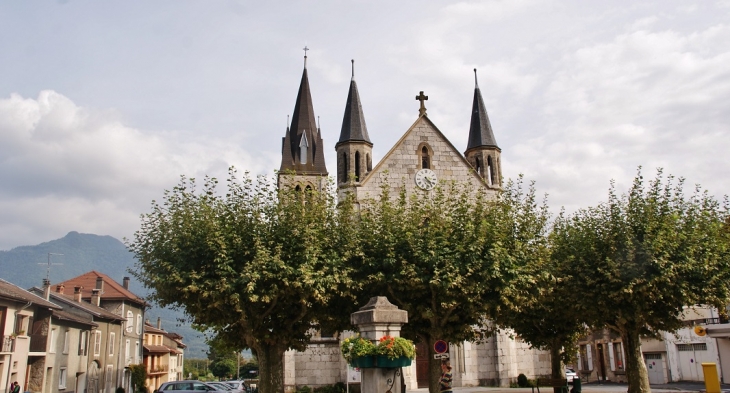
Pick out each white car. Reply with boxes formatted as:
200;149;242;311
565;368;578;383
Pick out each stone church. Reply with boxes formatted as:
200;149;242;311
278;54;551;390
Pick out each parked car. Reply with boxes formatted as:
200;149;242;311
565;368;578;383
226;381;249;393
157;381;229;393
207;382;234;391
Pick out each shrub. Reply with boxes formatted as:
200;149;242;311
340;335;376;362
517;374;528;387
375;336;416;360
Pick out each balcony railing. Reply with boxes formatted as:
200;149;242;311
1;336;15;352
28;335;47;352
147;364;169;374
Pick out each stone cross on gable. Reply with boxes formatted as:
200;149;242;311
416;91;428;116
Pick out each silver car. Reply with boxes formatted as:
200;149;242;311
157;381;228;393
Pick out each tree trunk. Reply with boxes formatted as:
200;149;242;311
622;329;651;393
550;345;564;393
256;343;287;393
423;336;442;393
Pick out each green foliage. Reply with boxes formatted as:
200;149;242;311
211;358;237;379
129;364;147;393
517;374;528;387
116;387;125;393
296;386;312;393
552;168;730;393
339;335;376;362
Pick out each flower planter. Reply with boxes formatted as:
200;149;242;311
375;355;412;368
350;356;376;368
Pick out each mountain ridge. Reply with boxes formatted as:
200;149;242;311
0;231;208;356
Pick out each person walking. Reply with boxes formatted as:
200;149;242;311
8;382;15;393
10;382;19;393
440;360;453;393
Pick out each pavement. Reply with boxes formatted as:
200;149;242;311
407;382;730;393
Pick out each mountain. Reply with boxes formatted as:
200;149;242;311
0;231;208;357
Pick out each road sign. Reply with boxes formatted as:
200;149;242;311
434;353;450;360
434;340;448;353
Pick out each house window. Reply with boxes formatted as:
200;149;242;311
613;342;624;371
59;367;67;389
136;314;142;335
105;365;113;393
93;331;102;356
677;343;707;351
79;331;88;355
109;332;115;356
126;311;134;333
63;330;69;354
135;341;140;363
50;328;57;353
579;344;592;371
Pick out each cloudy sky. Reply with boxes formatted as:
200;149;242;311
1;1;728;251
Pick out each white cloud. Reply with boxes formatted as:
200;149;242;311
0;91;271;250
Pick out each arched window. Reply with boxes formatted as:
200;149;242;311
475;156;483;176
355;151;361;181
305;185;313;192
366;153;372;172
295;185;302;192
299;131;309;165
487;155;495;186
338;152;347;183
421;146;431;169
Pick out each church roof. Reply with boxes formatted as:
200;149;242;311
466;70;499;151
337;61;371;146
279;59;328;175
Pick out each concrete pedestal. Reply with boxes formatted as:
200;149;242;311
351;297;408;393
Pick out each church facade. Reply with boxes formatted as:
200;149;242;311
278;55;550;390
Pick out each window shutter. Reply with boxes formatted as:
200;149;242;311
577;351;583;371
587;345;594;371
608;343;616;371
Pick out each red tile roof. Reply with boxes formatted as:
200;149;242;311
54;271;146;306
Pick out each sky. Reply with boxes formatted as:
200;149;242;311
0;1;729;251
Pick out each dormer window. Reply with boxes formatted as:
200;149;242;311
299;131;309;165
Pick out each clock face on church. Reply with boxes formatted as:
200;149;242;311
415;169;437;190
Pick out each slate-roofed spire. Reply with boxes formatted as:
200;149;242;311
279;50;328;175
466;69;499;150
338;60;371;145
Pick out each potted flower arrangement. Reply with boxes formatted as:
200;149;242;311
340;335;377;368
374;336;416;368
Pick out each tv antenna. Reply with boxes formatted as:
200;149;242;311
39;253;64;282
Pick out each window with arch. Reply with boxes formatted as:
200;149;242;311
338;152;347;183
355;151;361;181
487;155;495;185
366;153;372;172
475;156;483;176
419;145;432;169
295;184;302;192
305;185;313;192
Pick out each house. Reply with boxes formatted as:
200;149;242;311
54;272;147;393
0;278;61;393
143;319;185;391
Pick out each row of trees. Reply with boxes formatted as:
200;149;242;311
129;168;730;393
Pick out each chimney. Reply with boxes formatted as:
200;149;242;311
123;277;130;290
95;277;104;292
157;317;161;329
91;288;101;306
43;279;51;300
74;286;83;302
55;284;65;294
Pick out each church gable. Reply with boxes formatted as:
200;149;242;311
354;115;492;200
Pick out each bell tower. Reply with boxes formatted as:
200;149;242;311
335;60;373;189
464;69;501;188
279;48;328;191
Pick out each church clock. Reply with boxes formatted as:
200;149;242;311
415;169;437;190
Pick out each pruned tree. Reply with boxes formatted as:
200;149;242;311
551;169;730;393
353;177;550;393
129;169;358;393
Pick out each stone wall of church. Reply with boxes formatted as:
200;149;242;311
287;342;347;389
352;118;493;202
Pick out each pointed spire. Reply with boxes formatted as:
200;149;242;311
279;56;327;174
466;69;498;150
338;59;372;145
